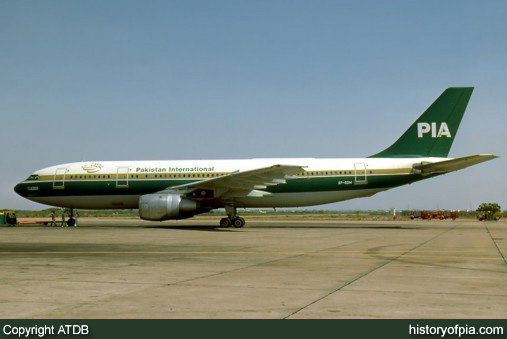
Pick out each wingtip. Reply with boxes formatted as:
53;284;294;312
479;154;499;159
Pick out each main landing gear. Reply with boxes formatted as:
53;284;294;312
219;206;245;228
219;216;245;228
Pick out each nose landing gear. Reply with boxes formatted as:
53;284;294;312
63;208;78;227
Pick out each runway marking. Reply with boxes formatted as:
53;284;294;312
284;224;459;318
0;250;502;261
483;222;507;267
157;236;375;288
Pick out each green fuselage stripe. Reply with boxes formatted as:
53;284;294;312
16;173;434;198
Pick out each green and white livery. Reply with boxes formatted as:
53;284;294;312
14;88;498;227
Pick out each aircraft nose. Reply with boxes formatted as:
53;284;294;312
14;183;24;197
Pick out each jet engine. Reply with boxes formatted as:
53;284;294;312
139;193;199;221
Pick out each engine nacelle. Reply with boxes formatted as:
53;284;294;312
138;193;198;221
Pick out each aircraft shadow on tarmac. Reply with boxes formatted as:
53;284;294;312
142;224;420;230
143;225;237;232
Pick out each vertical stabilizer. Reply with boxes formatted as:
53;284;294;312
369;87;474;158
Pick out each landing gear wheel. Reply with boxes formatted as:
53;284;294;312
67;218;76;227
219;217;231;228
232;217;245;228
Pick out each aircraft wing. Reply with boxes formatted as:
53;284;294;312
413;154;498;175
161;164;305;197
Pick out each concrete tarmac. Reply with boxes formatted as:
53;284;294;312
0;218;506;319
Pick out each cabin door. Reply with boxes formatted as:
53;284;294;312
116;167;129;188
53;168;67;189
354;163;368;185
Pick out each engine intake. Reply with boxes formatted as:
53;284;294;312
139;193;198;221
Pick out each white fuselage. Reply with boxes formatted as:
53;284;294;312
16;157;443;209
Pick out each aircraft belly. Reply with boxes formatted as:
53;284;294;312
29;195;140;209
28;188;390;210
234;187;390;208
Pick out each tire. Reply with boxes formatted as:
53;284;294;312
232;217;244;228
67;218;76;227
219;217;231;228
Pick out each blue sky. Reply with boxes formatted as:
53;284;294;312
1;0;506;211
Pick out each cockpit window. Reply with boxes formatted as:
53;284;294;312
26;174;39;181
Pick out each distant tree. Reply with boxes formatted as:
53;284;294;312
477;203;501;213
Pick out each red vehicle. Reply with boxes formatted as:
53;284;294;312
409;210;431;220
431;211;445;220
444;210;459;220
409;210;458;220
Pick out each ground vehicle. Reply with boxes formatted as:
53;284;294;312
409;210;431;220
478;211;502;221
409;210;458;220
0;210;17;226
444;210;458;220
431;211;444;220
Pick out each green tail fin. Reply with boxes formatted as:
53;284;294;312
369;87;474;158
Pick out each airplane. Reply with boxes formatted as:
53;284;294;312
14;87;498;227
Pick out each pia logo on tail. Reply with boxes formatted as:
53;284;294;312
417;122;452;138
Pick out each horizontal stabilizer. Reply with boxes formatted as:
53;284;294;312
413;154;498;175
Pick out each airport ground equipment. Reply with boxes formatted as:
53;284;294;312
0;210;17;226
0;210;7;225
409;210;458;220
478;211;502;221
409;210;431;220
443;210;458;220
